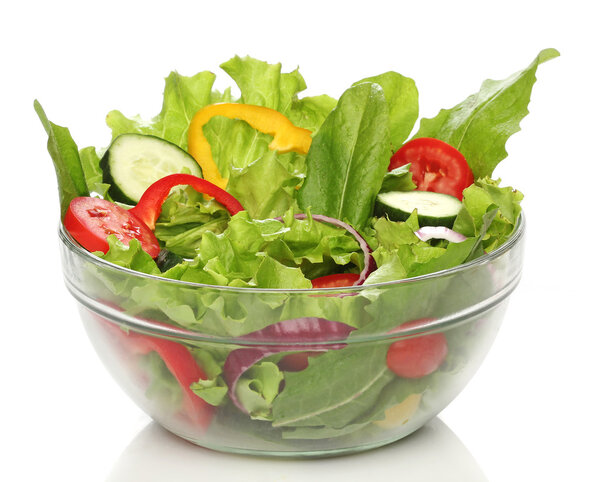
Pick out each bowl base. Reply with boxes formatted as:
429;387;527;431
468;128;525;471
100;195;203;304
167;424;425;458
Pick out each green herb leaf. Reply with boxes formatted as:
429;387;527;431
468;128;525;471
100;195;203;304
272;345;394;428
298;82;390;230
34;100;88;217
354;71;419;151
413;48;559;178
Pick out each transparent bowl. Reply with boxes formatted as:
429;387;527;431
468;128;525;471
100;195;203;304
59;217;524;457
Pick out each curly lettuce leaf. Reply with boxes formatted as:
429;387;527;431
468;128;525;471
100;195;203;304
162;211;360;289
154;187;230;258
234;362;284;421
190;378;228;407
227;150;302;220
413;48;559;178
204;56;334;181
453;177;523;251
97;236;161;275
106;71;217;149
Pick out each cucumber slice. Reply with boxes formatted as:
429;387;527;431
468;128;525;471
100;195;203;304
101;134;202;204
375;190;462;227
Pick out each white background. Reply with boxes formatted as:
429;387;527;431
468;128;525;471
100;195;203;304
2;1;599;480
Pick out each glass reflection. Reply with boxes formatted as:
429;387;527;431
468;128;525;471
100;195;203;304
106;418;487;482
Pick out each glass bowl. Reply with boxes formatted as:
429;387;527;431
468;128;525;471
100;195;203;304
58;216;524;457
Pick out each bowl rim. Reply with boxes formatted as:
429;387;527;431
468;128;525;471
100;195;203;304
58;213;525;294
59;215;525;343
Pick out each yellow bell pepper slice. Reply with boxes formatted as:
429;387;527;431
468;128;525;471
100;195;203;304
188;103;313;189
373;393;422;429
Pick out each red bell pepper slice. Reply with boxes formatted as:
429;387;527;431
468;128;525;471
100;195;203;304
102;320;214;428
65;173;244;257
129;173;245;230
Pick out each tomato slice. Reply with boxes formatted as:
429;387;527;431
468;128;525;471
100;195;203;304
386;318;448;379
64;197;160;258
389;138;474;200
311;273;360;288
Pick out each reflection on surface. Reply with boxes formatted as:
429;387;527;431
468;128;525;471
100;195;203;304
106;418;487;482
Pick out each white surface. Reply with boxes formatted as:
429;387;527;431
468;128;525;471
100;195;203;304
2;1;599;481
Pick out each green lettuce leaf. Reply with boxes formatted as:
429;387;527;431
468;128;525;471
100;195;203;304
97;236;161;275
453;177;523;252
204;56;333;181
379;164;416;193
79;146;109;198
272;345;394;428
227;150;302;220
234;362;285;421
106;71;217;149
190;378;228;407
413;48;559;178
34;100;88;217
298;82;391;230
164;211;360;289
139;351;183;413
354;71;419;151
154;187;230;258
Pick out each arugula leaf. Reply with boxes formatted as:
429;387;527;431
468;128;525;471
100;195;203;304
298;82;390;230
34;100;88;217
354;71;419;151
413;48;559;178
272;345;394;428
281;379;425;440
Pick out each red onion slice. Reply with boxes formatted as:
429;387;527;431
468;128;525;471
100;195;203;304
275;213;375;286
414;226;467;243
223;318;355;412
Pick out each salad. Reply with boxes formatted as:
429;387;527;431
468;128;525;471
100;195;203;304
38;50;557;449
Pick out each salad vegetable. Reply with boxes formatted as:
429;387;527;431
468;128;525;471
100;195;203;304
102;318;214;427
188;103;312;188
38;49;557;444
389;137;474;200
101;133;203;204
64;173;243;257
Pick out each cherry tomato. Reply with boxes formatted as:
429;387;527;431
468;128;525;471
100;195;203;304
386;318;448;378
64;197;160;258
311;273;360;288
389;138;474;200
